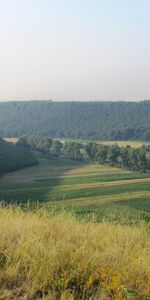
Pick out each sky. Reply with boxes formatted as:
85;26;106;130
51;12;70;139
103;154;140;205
0;0;150;101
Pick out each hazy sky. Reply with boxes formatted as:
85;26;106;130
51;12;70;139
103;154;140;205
0;0;150;101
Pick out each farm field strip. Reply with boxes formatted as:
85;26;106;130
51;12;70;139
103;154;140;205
3;170;129;183
1;177;150;194
100;140;146;148
1;162;131;183
0;157;150;222
43;183;150;203
51;177;150;192
1;165;150;193
0;169;147;185
1;181;150;204
51;191;150;207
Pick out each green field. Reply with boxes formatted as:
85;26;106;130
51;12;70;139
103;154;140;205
0;156;150;223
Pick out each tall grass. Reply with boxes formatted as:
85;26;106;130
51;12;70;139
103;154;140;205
0;207;149;300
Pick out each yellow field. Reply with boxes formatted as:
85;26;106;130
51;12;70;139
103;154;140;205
100;140;146;148
3;137;18;143
0;207;149;300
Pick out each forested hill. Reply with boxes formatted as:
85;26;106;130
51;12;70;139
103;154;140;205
0;100;150;141
0;138;37;176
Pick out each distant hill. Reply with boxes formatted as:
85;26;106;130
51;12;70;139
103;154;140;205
0;100;150;141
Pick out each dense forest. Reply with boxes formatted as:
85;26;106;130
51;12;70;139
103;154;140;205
1;100;150;141
0;138;37;176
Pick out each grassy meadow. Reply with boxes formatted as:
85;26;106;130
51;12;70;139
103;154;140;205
0;156;150;223
100;141;145;148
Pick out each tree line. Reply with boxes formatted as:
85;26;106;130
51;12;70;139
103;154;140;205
0;138;37;176
17;136;83;160
17;136;150;172
1;135;149;178
85;143;149;172
1;100;150;141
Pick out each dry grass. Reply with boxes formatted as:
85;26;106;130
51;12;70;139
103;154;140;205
0;207;149;300
100;141;145;148
3;138;18;144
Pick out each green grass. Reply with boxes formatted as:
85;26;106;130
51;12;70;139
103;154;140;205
0;156;150;223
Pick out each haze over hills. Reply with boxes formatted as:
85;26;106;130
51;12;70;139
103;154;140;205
0;100;150;141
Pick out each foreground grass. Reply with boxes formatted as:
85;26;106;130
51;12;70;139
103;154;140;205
0;207;149;300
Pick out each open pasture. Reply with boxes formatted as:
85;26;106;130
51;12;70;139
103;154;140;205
0;157;150;222
100;140;146;148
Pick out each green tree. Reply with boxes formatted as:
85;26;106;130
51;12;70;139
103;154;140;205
85;142;97;161
63;142;82;160
95;144;109;164
107;145;120;166
51;140;63;157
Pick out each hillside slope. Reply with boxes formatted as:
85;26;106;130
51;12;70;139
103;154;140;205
0;101;150;140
